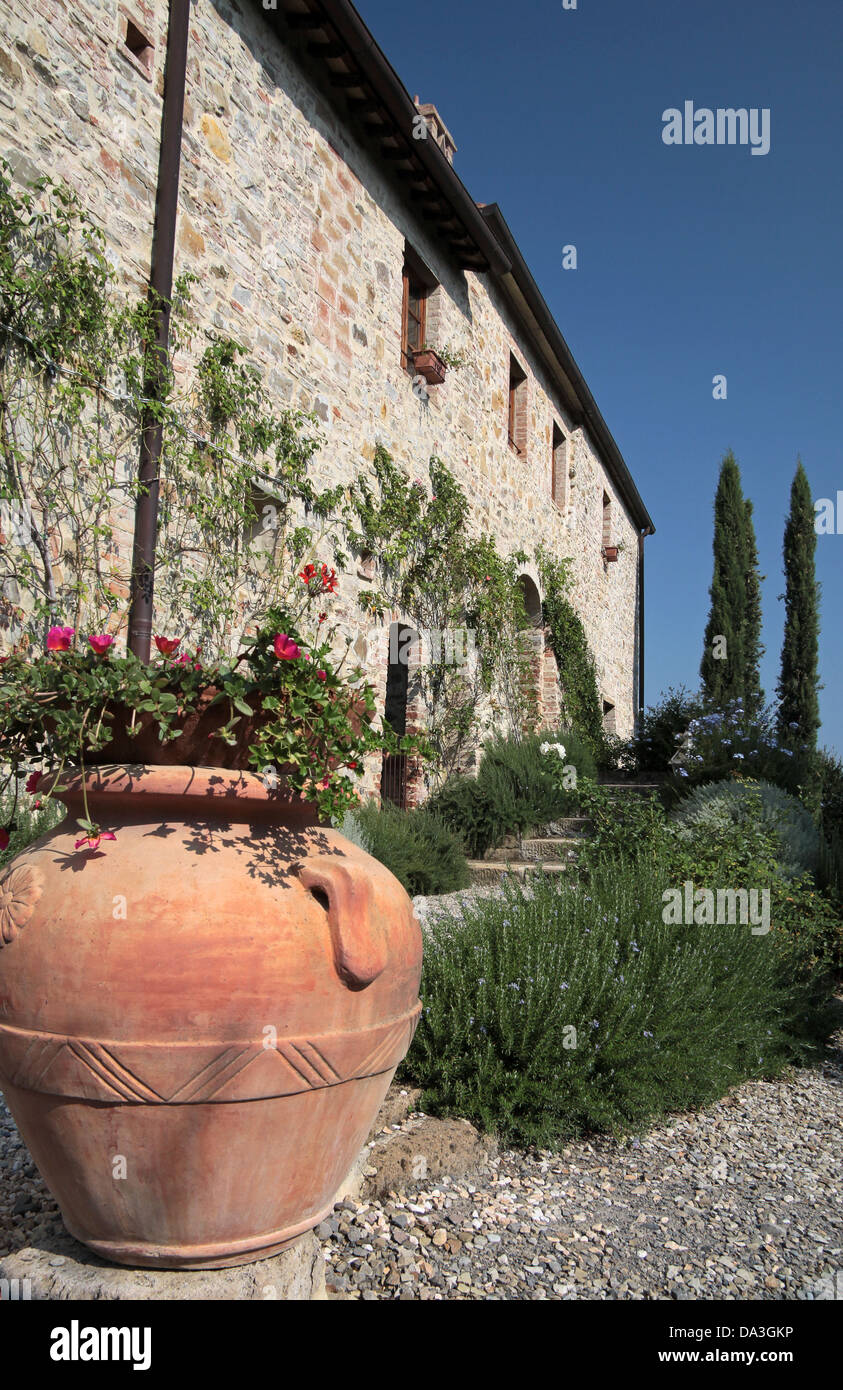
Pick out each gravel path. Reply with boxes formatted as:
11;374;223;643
3;1020;841;1300
319;1028;843;1300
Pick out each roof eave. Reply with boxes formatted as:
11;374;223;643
479;204;654;533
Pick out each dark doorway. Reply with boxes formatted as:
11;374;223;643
381;623;415;807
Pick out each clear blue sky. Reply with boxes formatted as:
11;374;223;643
354;0;843;754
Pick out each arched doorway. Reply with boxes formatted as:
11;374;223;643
516;574;560;731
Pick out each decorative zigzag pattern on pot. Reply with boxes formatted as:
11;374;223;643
0;1005;421;1103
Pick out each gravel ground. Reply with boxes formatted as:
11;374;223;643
3;1020;841;1301
319;1026;843;1301
412;884;507;932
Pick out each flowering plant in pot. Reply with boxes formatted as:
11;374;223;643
0;591;424;1271
0;596;410;850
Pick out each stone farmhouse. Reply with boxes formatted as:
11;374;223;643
0;0;654;804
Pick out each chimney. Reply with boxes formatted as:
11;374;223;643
414;96;457;164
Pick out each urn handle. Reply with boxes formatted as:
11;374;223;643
299;857;388;990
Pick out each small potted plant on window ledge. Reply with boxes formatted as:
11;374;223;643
603;539;628;562
410;343;465;386
411;346;447;386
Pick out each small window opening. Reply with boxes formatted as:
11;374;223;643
552;423;566;506
602;490;613;549
123;17;154;77
508;354;527;455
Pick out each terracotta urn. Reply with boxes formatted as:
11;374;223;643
0;765;422;1269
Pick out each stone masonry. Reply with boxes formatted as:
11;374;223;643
0;0;652;780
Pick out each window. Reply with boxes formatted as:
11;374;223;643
400;244;436;372
401;272;426;371
602;490;613;549
602;699;617;736
551;423;566;506
120;13;154;79
508;354;527;455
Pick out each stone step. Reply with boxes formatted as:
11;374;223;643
534;816;593;838
520;838;581;863
466;860;570;885
598;782;662;796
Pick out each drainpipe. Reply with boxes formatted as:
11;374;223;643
637;525;654;727
127;0;191;660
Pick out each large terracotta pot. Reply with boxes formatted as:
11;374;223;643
0;765;422;1269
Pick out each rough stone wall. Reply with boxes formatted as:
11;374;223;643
0;0;644;761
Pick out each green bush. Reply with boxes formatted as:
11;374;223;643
671;779;820;882
350;800;469;897
0;782;64;871
401;861;834;1148
430;727;596;858
628;685;707;775
428;771;511;859
818;748;843;840
580;777;843;969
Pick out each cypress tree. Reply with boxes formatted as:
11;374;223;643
700;452;748;706
776;460;821;748
742;498;765;718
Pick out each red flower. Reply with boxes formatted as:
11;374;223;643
347;761;357;770
299;563;317;585
154;636;181;656
273;633;301;661
25;771;42;795
0;828;9;851
74;831;117;852
316;670;326;681
46;625;75;652
320;564;339;594
318;612;327;624
88;634;115;656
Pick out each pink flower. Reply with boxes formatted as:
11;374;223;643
25;771;42;795
316;670;326;681
47;625;75;652
318;776;331;790
0;828;9;851
74;831;117;852
88;634;115;655
154;636;181;656
273;633;301;661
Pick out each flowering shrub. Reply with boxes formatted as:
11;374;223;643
670;699;818;802
401;861;833;1147
0;605;414;847
430;728;597;858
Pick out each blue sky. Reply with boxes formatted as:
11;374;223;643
354;0;843;754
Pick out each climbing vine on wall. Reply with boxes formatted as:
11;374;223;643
536;543;606;757
345;446;533;781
